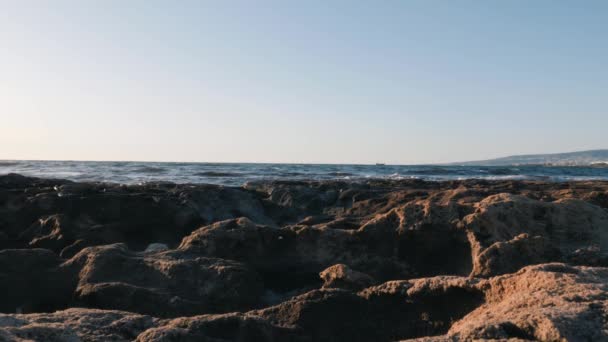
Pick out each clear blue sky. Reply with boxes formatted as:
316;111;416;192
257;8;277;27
1;1;606;164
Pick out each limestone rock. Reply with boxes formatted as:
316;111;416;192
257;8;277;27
463;193;608;276
0;308;157;342
448;263;608;341
65;243;264;316
319;264;374;290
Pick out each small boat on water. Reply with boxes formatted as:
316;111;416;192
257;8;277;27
375;163;386;166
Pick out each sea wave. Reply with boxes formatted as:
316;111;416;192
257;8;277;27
2;161;608;185
132;166;167;173
326;172;354;176
194;171;240;177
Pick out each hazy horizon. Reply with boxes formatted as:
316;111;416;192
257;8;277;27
2;1;607;164
1;147;607;166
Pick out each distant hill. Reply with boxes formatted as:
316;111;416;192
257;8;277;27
455;149;608;166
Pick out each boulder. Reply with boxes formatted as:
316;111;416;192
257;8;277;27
65;243;264;317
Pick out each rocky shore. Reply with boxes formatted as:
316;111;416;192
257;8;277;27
1;173;608;341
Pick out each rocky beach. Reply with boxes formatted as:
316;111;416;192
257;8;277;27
1;173;608;341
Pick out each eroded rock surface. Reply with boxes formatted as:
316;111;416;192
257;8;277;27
1;174;608;341
413;263;608;341
64;243;264;317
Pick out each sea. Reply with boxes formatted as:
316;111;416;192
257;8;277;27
1;160;608;186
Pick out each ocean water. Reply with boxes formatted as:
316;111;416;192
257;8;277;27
1;160;608;186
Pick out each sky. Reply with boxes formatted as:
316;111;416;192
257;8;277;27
0;1;606;164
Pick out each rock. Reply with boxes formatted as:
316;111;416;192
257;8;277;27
463;193;608;276
359;276;484;340
0;308;157;342
244;181;341;221
253;275;484;342
18;214;74;252
445;263;608;341
1;175;608;341
144;242;169;253
0;249;75;313
60;238;101;259
319;264;374;290
178;217;411;289
567;245;608;266
65;243;264;317
135;312;305;342
254;289;376;342
472;233;559;277
0;175;274;253
0;263;606;342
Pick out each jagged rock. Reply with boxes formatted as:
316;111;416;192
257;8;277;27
244;181;342;222
359;195;473;277
567;245;608;266
319;264;374;290
135;312;305;342
463;193;608;276
0;308;157;342
582;190;608;209
18;214;74;252
473;233;559;277
60;239;101;259
0;263;606;342
254;289;376;342
446;263;608;341
1;175;608;341
65;243;264;316
179;217;411;287
253;276;484;342
0;174;273;254
359;276;484;340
